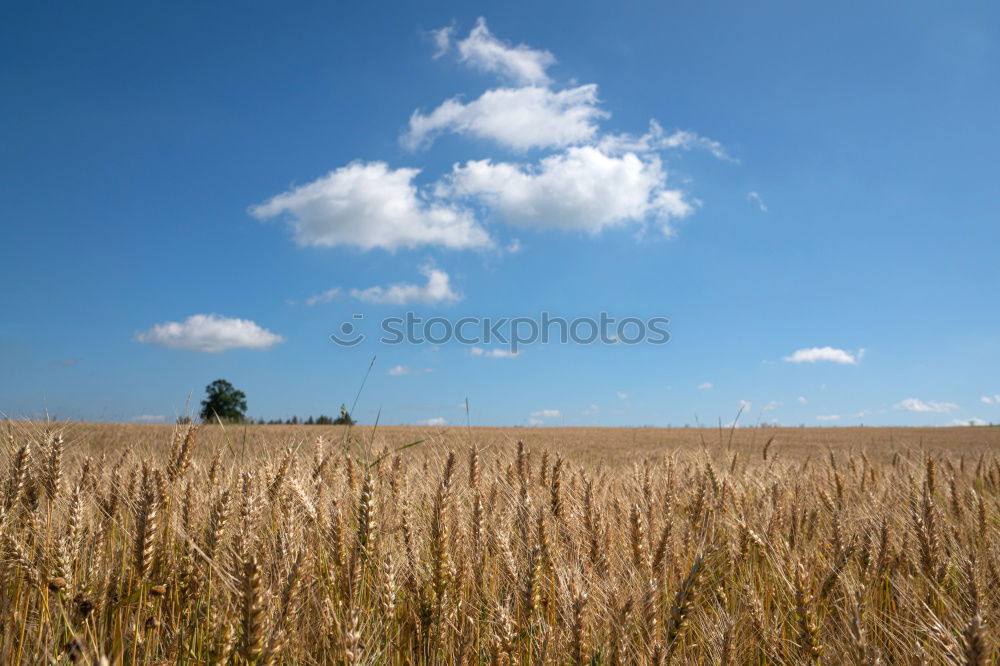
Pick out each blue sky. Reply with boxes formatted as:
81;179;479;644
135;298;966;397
2;1;998;427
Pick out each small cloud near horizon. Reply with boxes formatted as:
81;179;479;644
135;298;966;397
784;346;865;365
894;398;958;413
130;414;166;424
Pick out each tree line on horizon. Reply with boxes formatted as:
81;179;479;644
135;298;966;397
194;379;355;426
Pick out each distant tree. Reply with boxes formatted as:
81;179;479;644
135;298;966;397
305;416;314;425
316;414;333;425
333;404;355;426
199;379;247;423
176;416;193;425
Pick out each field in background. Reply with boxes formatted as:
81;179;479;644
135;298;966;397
26;422;1000;465
1;422;998;663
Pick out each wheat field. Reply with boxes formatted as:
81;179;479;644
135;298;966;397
1;422;998;664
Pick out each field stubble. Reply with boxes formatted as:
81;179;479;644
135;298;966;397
1;422;998;664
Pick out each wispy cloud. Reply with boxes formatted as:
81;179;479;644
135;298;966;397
130;414;166;424
698;382;713;390
797;396;807;404
135;314;284;353
416;417;447;426
981;395;1000;405
388;365;432;376
783;346;865;365
430;25;454;58
748;191;767;212
582;404;599;415
305;287;341;306
531;409;562;419
616;391;629;400
470;346;519;358
598;121;732;161
950;417;987;426
816;414;840;422
438;17;556;85
854;408;885;418
894;398;959;413
351;266;461;306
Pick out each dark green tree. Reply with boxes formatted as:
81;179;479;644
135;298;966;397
333;404;355;426
199;379;247;423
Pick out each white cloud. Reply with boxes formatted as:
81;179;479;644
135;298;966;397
130;415;166;424
445;17;556;85
256;21;730;256
135;314;284;353
404;85;606;151
442;146;692;235
469;346;519;358
350;266;461;306
531;409;562;419
430;26;454;58
738;400;752;412
388;365;433;376
950;417;987;426
698;382;713;390
527;418;543;426
797;396;807;404
582;404;599;415
250;162;491;252
305;287;341;307
417;417;447;426
981;395;1000;405
783;346;865;365
894;398;959;413
763;400;778;412
748;191;768;212
855;408;885;418
816;415;841;422
617;391;629;400
598;121;731;161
